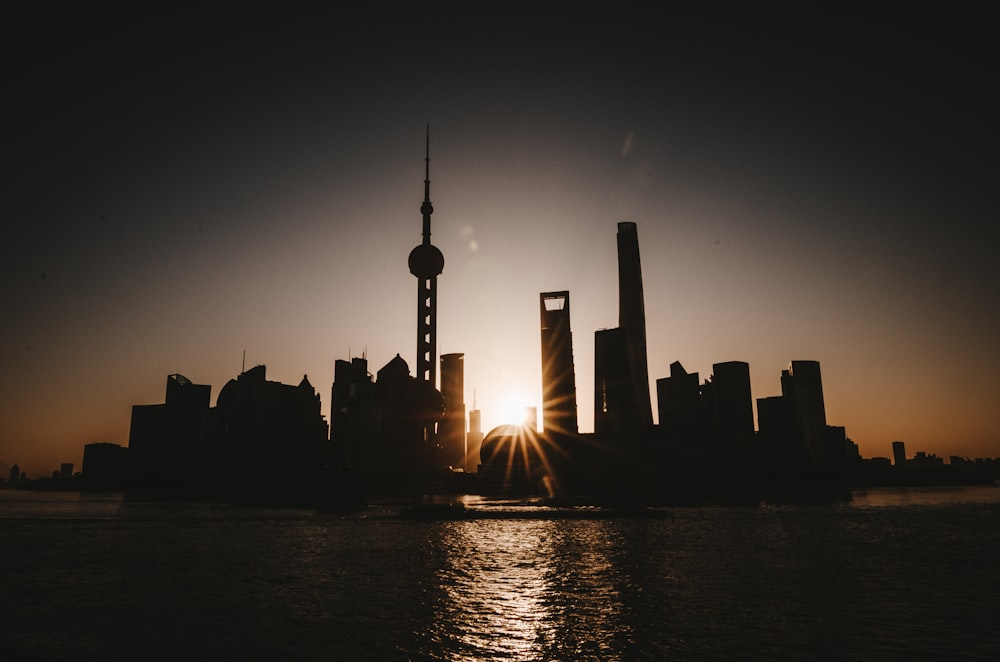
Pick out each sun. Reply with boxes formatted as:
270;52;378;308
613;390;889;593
494;389;536;430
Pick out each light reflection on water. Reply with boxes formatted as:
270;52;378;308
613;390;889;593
849;484;1000;508
434;520;558;660
429;519;640;661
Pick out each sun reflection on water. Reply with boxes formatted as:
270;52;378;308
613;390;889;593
434;519;558;660
424;514;641;661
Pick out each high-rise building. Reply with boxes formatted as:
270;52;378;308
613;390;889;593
82;442;128;491
439;353;466;469
757;395;796;453
711;361;754;441
595;327;631;438
892;440;906;467
780;360;827;463
330;356;371;466
540;291;578;436
656;361;706;447
524;406;538;433
593;222;653;438
467;405;484;473
616;222;653;430
129;373;211;486
824;425;849;467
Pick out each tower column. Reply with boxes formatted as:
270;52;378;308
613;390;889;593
416;275;438;384
407;127;445;444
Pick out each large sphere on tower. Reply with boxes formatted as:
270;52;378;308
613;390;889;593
408;244;444;277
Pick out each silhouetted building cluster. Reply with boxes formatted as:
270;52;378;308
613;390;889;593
129;373;210;488
657;360;756;454
51;135;996;505
755;361;855;470
853;442;999;487
476;221;867;499
114;367;330;496
329;353;445;490
202;366;329;486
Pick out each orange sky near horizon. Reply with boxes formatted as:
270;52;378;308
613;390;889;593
3;7;998;478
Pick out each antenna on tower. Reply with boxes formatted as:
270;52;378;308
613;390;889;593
421;123;433;244
242;350;246;374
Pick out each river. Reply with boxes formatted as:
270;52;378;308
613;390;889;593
2;486;998;660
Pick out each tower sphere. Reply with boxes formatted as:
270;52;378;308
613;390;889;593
408;243;444;277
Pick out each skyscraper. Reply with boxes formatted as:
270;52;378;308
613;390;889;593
330;356;371;466
780;360;828;464
540;291;578;436
593;222;653;438
594;327;630;437
656;361;706;447
617;222;653;431
467;404;484;473
439;353;466;469
892;440;907;467
711;361;754;441
129;373;211;486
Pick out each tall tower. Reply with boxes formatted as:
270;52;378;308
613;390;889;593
594;222;653;439
408;127;445;388
540;291;578;436
617;221;653;431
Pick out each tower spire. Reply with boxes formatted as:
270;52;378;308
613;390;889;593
421;123;433;244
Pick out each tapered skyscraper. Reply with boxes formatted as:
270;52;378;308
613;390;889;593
617;222;652;430
594;222;653;437
540;291;578;436
408;127;444;388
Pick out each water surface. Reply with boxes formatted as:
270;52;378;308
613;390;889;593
3;486;998;660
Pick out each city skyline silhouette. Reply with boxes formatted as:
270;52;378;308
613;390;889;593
4;6;998;477
12;208;998;499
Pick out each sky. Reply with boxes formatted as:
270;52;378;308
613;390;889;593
4;6;998;477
